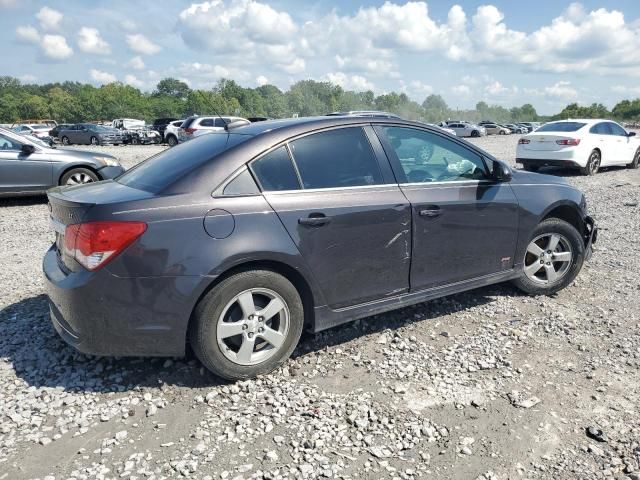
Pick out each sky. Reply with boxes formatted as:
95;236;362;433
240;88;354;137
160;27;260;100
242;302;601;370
2;0;640;114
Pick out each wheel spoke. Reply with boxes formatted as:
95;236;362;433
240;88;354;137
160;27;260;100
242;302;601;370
524;262;542;277
236;336;255;363
236;291;255;318
259;326;285;348
547;234;561;251
527;243;544;256
218;321;246;339
545;264;559;283
553;251;572;262
258;297;285;321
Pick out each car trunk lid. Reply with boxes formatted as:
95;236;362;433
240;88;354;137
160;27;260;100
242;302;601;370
520;133;578;151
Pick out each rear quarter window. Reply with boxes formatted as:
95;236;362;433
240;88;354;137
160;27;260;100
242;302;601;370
117;134;250;193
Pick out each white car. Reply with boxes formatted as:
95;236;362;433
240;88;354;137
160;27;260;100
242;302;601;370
484;124;511;135
163;119;185;147
12;124;51;140
446;122;487;138
516;119;640;175
178;115;248;143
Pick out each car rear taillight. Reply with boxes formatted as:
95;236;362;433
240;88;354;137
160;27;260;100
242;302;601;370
63;221;147;271
184;127;197;135
556;138;580;146
518;138;530;144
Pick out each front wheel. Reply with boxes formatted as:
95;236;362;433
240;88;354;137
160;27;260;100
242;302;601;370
190;270;304;380
628;149;640;169
166;135;178;147
90;136;99;146
60;167;99;186
512;218;585;296
471;130;480;137
581;150;601;176
61;136;70;145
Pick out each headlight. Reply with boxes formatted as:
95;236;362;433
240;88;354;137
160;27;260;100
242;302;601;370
93;156;120;167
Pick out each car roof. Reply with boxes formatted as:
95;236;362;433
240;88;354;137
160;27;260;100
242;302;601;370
545;119;611;125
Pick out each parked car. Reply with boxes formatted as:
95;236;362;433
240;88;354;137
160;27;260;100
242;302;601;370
424;123;456;135
517;119;640;175
447;122;487;137
43;116;597;380
163;119;185;147
0;127;123;196
483;124;511;135
178;115;248;143
12;124;53;143
478;120;495;126
59;124;125;146
504;124;527;134
49;124;72;141
517;123;536;133
151;117;178;141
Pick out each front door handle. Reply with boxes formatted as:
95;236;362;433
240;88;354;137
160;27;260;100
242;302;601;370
299;214;331;226
419;206;442;218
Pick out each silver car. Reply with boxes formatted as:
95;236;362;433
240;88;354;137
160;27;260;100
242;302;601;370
58;124;125;146
178;116;248;143
0;127;124;196
446;122;487;137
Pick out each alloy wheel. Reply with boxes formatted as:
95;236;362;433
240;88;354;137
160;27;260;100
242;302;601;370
588;152;600;175
216;288;290;366
523;233;573;285
66;172;95;185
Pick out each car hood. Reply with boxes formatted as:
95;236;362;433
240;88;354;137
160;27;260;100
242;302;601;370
510;168;571;187
51;148;118;162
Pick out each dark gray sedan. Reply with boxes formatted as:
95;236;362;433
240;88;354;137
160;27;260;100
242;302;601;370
44;116;597;380
0;127;124;196
59;124;125;146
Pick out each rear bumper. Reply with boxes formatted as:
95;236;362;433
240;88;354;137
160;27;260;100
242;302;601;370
516;157;582;168
43;246;200;357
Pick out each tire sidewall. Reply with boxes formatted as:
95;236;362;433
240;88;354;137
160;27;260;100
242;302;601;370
583;150;600;175
191;270;304;380
513;218;585;296
60;167;99;186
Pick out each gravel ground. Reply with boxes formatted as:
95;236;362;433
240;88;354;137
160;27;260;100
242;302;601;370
1;136;639;480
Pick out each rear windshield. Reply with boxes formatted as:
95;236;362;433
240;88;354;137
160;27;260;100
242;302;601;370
117;133;250;192
536;122;586;132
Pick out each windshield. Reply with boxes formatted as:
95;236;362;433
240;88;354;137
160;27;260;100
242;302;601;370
536;122;586;132
117;133;251;193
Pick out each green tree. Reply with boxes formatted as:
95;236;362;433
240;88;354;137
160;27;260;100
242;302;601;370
154;78;191;99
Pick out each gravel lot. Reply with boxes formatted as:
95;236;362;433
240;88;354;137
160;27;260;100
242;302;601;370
1;135;639;480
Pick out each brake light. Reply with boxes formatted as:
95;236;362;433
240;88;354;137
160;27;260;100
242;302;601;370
63;221;147;271
184;127;197;135
518;138;530;144
556;138;580;146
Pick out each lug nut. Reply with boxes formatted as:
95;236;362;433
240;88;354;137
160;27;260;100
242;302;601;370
259;316;264;322
242;324;248;330
540;259;544;264
248;332;254;338
258;327;264;333
546;262;551;266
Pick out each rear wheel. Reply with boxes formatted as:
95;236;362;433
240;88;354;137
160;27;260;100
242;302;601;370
628;148;640;169
512;218;585;296
581;150;601;176
190;270;304;380
471;130;480;137
60;167;99;186
499;130;506;135
166;135;178;147
61;136;70;145
90;136;99;146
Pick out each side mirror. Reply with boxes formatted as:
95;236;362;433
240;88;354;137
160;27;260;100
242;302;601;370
628;131;636;137
21;144;36;155
493;161;512;182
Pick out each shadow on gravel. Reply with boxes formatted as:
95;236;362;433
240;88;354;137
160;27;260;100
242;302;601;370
0;294;225;392
522;165;628;177
2;284;518;391
0;195;48;207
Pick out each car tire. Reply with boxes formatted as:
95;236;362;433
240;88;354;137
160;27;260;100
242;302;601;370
60;167;99;186
627;148;640;169
61;136;70;145
90;136;99;146
190;270;304;380
523;164;540;172
581;150;600;176
166;135;178;147
131;137;139;145
471;130;480;137
512;218;585;296
499;130;506;135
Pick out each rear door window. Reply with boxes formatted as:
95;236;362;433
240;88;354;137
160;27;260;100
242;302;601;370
288;127;383;189
199;118;214;127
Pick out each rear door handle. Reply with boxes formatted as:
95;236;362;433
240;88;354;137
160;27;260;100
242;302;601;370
419;206;442;218
299;214;331;226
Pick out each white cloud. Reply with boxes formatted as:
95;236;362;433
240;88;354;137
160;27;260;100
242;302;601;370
256;75;269;86
16;25;40;44
544;81;578;99
451;85;471;96
176;62;250;84
90;69;117;85
611;85;640;96
0;0;19;7
77;27;110;54
40;34;73;60
325;72;375;91
36;6;63;31
127;56;145;70
124;74;145;88
126;33;161;55
19;74;37;83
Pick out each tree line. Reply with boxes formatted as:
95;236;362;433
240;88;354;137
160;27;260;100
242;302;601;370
0;75;636;125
